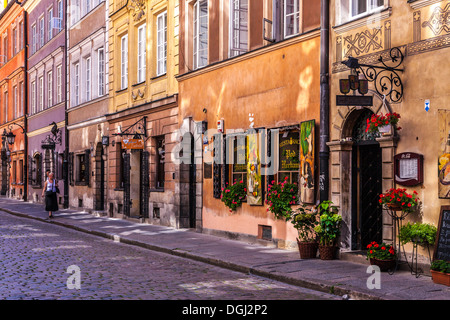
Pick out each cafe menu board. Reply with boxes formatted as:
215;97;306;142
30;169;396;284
434;206;450;262
394;152;423;186
279;131;300;172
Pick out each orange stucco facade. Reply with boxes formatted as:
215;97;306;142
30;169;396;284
178;32;321;248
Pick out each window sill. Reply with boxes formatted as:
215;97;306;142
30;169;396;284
149;188;164;193
333;7;392;35
151;73;167;81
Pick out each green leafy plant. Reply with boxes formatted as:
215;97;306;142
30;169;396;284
430;260;450;273
366;241;396;260
221;180;247;212
290;204;319;242
398;222;437;246
313;201;342;246
266;177;298;221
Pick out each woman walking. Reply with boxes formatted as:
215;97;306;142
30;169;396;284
42;172;59;219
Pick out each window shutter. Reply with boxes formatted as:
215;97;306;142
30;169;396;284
140;151;150;219
85;149;90;186
37;154;43;188
28;155;33;185
69;152;74;186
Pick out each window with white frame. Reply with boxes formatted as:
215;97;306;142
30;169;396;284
157;12;167;76
19;81;24;116
32;24;37;54
137;24;146;83
284;0;300;38
57;65;62;103
4;92;8;122
13;27;17;55
351;0;384;18
13;86;17;119
230;0;248;57
57;0;63;31
74;63;79;105
19;21;24;51
193;0;208;70
71;0;80;26
39;76;44;111
31;81;36;114
47;70;53;107
98;48;105;96
48;8;53;40
3;33;8;61
85;56;91;101
121;34;128;89
39;17;45;47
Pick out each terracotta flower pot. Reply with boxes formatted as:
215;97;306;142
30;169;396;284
318;245;337;260
297;240;318;259
369;258;396;272
431;270;450;287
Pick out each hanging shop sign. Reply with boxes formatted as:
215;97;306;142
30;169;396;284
394;152;423;186
122;138;145;150
247;131;263;206
300;120;315;204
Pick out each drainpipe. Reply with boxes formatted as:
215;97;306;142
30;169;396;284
63;0;69;208
23;3;28;202
319;0;330;203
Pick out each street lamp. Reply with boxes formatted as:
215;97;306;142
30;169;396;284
3;129;16;145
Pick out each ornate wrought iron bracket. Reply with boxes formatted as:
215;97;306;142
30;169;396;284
342;47;405;103
112;116;147;139
41;122;62;149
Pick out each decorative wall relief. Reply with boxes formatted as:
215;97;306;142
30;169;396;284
422;2;450;36
343;28;383;58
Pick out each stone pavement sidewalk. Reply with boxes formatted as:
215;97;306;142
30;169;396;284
0;197;448;300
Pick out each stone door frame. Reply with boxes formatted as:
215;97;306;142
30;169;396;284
327;91;399;250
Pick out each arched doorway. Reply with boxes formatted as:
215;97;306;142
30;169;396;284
350;109;382;250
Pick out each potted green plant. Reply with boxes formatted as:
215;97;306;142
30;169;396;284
398;222;437;247
266;177;298;221
221;180;247;212
314;201;342;260
366;241;397;272
430;260;450;286
290;204;319;259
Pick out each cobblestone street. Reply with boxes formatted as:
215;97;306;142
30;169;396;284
0;211;339;300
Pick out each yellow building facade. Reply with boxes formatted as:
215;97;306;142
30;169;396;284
106;0;183;227
328;0;450;262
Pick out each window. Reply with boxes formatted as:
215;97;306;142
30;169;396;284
155;136;165;189
350;0;383;18
3;34;8;61
39;17;45;47
48;8;53;40
71;0;80;26
32;24;37;54
57;0;64;31
12;161;16;184
19;159;23;184
137;24;146;83
47;70;53;107
4;91;8;123
284;0;300;38
277;130;300;184
121;34;128;89
230;135;248;187
19;82;24;116
157;12;167;76
86;0;91;14
56;65;62;103
13;86;17;119
85;56;91;101
39;76;44;111
193;0;208;70
19;21;24;50
74;63;79;105
98;48;105;96
76;153;86;183
230;0;248;57
31;81;36;114
13;27;17;55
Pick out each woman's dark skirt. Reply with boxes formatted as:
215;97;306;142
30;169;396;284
45;191;59;212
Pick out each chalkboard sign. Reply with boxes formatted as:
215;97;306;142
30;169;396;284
434;206;450;262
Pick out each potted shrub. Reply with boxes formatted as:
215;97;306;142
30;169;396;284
430;260;450;286
221;180;247;212
398;222;437;247
314;201;342;260
366;241;397;272
266;177;298;221
290;204;319;259
379;188;420;213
